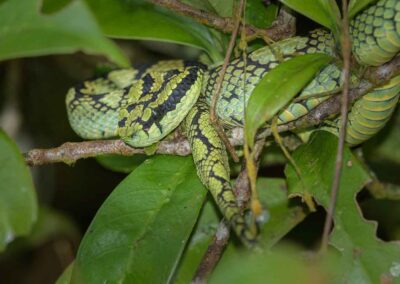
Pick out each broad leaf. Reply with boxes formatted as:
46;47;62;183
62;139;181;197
348;0;377;18
285;131;400;283
210;247;335;284
56;262;74;284
206;0;278;28
172;200;219;284
0;0;128;65
280;0;341;31
173;178;308;283
0;129;38;251
41;0;72;13
85;0;224;61
72;156;207;283
257;178;308;248
245;53;332;148
246;0;278;28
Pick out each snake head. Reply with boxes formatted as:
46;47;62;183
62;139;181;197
118;62;205;147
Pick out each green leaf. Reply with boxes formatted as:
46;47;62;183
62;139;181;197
348;0;377;18
245;53;332;148
96;154;147;173
0;0;128;66
173;178;308;283
56;261;74;284
72;156;207;283
41;0;72;14
206;0;278;28
85;0;223;61
173;200;219;284
0;129;38;251
210;246;334;284
245;0;278;28
256;178;308;248
285;131;400;283
280;0;341;31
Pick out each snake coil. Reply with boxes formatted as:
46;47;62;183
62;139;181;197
66;0;400;246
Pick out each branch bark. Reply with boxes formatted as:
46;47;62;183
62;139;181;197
147;0;295;41
24;56;400;167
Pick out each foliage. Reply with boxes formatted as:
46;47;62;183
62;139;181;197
245;53;332;148
0;0;399;283
0;130;37;251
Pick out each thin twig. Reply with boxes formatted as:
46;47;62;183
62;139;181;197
24;57;400;167
320;0;352;252
191;220;230;284
209;0;245;163
24;138;188;166
146;0;295;41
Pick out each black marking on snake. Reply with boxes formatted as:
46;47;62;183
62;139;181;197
131;67;202;132
132;62;155;79
141;74;155;95
118;117;127;128
71;96;120;112
184;61;207;69
70;85;130;112
164;69;180;81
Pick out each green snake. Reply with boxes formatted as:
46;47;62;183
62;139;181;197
66;0;400;246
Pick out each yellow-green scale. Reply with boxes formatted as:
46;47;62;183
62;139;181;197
185;102;258;245
202;30;336;127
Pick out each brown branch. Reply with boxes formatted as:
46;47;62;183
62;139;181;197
24;138;188;166
191;220;230;284
320;0;351;253
24;56;400;167
147;0;295;41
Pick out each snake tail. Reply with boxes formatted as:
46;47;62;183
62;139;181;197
185;102;258;246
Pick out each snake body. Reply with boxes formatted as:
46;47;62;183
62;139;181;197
66;0;400;245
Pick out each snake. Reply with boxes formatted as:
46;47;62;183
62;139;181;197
65;0;400;246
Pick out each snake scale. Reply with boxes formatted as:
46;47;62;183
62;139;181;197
66;0;400;246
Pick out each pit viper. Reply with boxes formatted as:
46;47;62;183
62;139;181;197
66;0;400;246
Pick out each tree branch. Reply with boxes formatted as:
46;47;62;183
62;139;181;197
24;56;400;167
147;0;295;41
191;220;230;284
